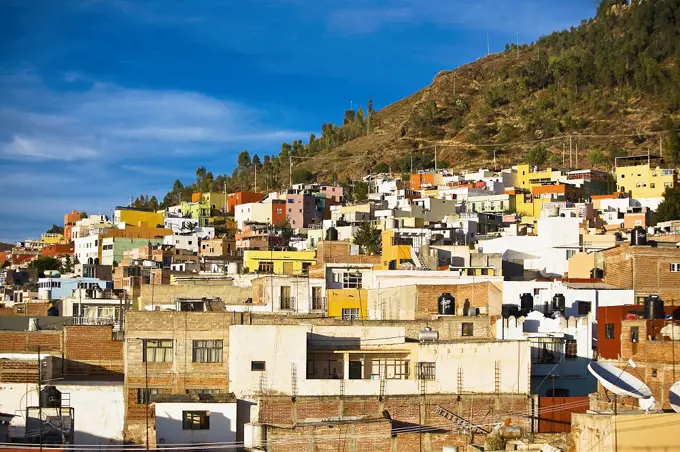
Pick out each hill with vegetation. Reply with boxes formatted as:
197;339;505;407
130;0;680;211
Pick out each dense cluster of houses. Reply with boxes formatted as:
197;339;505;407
1;155;680;451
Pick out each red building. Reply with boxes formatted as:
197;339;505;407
227;191;263;213
41;243;74;258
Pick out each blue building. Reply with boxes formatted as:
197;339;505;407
38;276;112;300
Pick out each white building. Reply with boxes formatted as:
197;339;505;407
479;216;581;277
228;325;530;400
163;233;200;253
164;217;199;234
74;234;100;265
154;394;237;447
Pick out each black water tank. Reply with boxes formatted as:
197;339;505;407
631;226;647;246
552;293;566;313
47;305;59;316
590;268;604;279
438;293;455;315
326;227;338;241
40;386;61;408
644;295;664;320
502;305;521;318
520;293;534;313
543;301;550;315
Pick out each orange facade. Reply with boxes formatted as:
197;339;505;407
191;192;202;203
409;173;435;190
227;191;264;213
271;199;286;226
63;209;81;244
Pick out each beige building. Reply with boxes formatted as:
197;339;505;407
200;237;236;257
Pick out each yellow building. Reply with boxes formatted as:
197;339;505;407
515;164;562;189
615;155;676;198
40;233;65;244
114;208;165;228
326;288;369;320
243;250;316;275
379;229;414;270
201;192;228;212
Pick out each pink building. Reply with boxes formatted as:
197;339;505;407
285;194;317;228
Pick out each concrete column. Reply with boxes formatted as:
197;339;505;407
343;352;350;379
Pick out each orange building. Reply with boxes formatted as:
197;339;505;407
227;191;263;213
191;192;202;203
41;243;74;258
410;173;435;190
271;199;286;226
63;210;81;243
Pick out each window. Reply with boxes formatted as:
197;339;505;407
182;411;210;430
312;287;323;310
461;322;473;337
566;249;577;259
651;368;658;377
533;288;540;296
670;263;680;272
650;183;655;189
137;388;160;404
342;272;362;289
565;339;577;359
665;182;673;188
630;326;639;343
417;362;436;380
186;389;221;395
342;308;359;321
251;361;266;371
605;324;615;340
531;338;561;364
280;286;292;310
192;340;223;363
258;261;274;273
143;339;173;363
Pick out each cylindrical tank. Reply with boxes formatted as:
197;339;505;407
520;293;534;313
325;227;338;241
644;295;664;320
47;304;59;316
40;386;61;408
543;301;550;315
631;226;648;246
590;268;604;279
467;307;479;316
418;327;439;342
502;305;521;318
552;293;566;313
438;293;455;315
227;262;239;274
28;318;38;331
442;447;459;452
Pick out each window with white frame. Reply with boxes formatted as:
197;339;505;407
342;308;359;321
192;340;223;363
182;411;210;430
342;272;362;289
670;263;680;272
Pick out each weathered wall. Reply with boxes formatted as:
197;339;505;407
138;283;250;308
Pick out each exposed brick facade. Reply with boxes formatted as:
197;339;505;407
415;282;493;318
603;244;680;302
267;420;392;452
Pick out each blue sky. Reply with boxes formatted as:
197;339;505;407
0;0;596;242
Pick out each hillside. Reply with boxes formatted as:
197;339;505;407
151;0;680;208
291;0;680;180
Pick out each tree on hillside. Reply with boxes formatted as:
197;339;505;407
237;151;251;170
373;163;390;173
353;222;382;255
80;212;87;219
526;146;548;166
343;109;355;125
252;154;262;169
664;117;680;163
588;150;606;167
353;181;369;203
292;169;315;184
653;186;680;223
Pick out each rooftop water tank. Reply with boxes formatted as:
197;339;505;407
40;386;61;408
418;327;439;342
644;295;664;320
520;293;533;313
325;227;338;241
631;226;647;246
438;293;455;315
552;293;566;313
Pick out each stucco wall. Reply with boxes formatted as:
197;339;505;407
154;402;236;446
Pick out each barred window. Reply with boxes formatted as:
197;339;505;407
192;340;223;363
417;362;436;380
312;287;323;310
461;322;473;337
258;261;274;273
182;411;210;430
342;308;359;321
565;339;577;359
342;272;362;289
143;339;173;363
186;389;221;395
137;388;160;404
531;338;561;364
605;324;615;340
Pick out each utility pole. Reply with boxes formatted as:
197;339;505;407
38;346;43;452
289;155;293;189
660;136;663;158
575;142;578;168
434;145;437;172
453;72;456;97
254;164;258;193
569;136;573;168
410;155;414;175
487;33;490;56
516;33;519;58
493;149;497;169
562;143;566;166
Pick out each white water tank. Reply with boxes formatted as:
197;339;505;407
28;318;38;331
418;327;439;342
227;262;239;274
442;446;458;452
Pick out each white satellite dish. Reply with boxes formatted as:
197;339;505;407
670;381;680;413
588;362;652;399
639;396;655;414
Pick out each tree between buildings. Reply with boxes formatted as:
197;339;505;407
353;222;382;255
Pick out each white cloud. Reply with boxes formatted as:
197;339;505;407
0;72;308;162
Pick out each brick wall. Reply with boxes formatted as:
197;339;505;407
0;331;62;353
415;283;491;318
63;325;123;376
267;419;392;452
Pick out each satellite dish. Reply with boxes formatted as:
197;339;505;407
670;381;680;413
588;362;652;399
